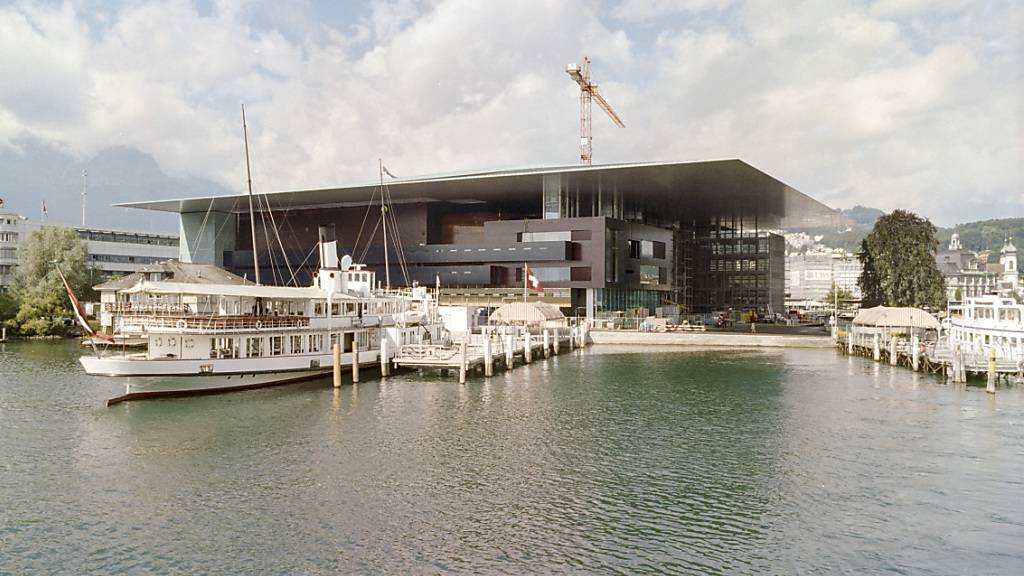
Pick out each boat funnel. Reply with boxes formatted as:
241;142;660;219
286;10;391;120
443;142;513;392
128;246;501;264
318;224;339;269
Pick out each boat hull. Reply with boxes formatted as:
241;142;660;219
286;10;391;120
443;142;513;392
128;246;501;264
82;351;379;405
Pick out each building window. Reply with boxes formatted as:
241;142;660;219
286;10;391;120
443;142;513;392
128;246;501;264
521;231;571;242
628;240;641;259
639;265;662;285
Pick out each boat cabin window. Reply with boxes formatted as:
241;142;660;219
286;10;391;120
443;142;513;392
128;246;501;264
270;336;283;356
246;337;264;358
308;334;322;353
211;337;237;359
290;335;303;354
345;303;357;315
331;303;340;316
315;302;325;316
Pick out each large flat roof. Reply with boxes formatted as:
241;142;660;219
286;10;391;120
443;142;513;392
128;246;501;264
118;159;837;229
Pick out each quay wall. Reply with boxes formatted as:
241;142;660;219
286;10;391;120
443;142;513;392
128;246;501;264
588;330;833;348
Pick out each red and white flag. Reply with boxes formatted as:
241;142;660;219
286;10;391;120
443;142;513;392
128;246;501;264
525;264;543;293
56;265;112;341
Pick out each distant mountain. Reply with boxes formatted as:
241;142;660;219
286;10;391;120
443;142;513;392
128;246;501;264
0;137;231;233
840;205;885;227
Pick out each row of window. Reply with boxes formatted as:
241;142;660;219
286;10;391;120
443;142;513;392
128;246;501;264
711;259;769;272
78;230;179;246
627;239;667;260
90;254;166;264
710;240;769;255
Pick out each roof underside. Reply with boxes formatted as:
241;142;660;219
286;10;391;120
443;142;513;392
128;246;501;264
118;159;837;229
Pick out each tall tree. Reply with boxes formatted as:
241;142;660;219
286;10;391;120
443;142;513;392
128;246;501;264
858;210;946;309
857;238;885;308
8;226;94;336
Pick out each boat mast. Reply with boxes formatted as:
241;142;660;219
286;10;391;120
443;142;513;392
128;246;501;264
242;104;260;286
379;158;390;291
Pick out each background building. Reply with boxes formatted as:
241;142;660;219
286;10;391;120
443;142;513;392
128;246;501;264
786;250;863;304
119;160;836;317
0;203;178;291
934;233;1005;301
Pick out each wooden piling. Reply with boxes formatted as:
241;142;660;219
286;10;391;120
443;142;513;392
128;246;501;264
524;330;532;363
380;338;390;377
459;340;468;384
873;334;880;362
352;345;360;383
911;334;919;371
543;329;550;357
332;342;341;388
484;335;493;377
553;328;560;354
889;336;897;366
987;349;997;394
505;333;514;369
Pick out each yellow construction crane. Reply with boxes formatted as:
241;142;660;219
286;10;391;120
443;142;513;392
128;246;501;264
566;56;625;165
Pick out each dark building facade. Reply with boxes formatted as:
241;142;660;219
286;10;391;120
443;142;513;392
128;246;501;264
123;160;835;317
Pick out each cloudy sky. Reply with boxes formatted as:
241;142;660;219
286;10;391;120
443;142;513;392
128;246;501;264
0;0;1020;227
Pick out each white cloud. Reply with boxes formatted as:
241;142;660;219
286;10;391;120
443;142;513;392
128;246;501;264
0;0;1019;225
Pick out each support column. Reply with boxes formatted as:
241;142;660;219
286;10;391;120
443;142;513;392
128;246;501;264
380;337;390;377
553;328;560;354
524;329;532;363
543;329;550;358
873;334;880;361
911;334;920;371
890;336;898;366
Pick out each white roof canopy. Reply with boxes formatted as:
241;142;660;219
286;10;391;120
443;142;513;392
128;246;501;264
852;306;940;330
120;281;347;300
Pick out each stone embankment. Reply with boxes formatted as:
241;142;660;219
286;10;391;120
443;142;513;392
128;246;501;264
588;330;833;348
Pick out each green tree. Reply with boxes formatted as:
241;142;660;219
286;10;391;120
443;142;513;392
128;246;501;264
857;238;885;308
858;210;946;309
9;226;94;336
823;283;854;307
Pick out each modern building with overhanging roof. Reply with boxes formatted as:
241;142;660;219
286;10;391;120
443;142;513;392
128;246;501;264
120;159;837;317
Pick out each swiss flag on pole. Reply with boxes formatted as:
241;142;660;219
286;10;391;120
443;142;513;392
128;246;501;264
525;264;543;293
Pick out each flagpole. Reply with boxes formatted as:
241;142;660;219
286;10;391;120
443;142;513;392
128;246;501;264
524;262;528;304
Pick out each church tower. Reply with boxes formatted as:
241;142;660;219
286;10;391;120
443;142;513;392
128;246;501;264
1001;237;1019;295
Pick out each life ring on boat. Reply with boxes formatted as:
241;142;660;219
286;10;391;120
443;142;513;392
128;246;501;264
256;320;263;329
176;319;187;330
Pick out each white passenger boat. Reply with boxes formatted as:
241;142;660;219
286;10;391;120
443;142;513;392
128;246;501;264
75;233;443;403
946;295;1024;364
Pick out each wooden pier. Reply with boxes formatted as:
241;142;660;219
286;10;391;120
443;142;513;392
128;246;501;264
837;328;1024;390
391;324;589;383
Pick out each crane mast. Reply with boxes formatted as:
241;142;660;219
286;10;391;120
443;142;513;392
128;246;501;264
566;56;625;165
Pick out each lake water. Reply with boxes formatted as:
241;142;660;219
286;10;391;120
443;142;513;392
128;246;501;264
1;340;1022;574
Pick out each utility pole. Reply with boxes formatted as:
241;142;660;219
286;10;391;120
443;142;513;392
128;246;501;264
81;169;87;226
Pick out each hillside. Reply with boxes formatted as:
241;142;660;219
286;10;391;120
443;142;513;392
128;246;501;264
935;218;1024;252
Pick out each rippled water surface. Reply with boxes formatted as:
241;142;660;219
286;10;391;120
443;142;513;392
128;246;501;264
1;340;1022;574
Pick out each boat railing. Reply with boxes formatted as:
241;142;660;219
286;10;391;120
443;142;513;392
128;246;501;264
121;314;311;332
105;302;192;315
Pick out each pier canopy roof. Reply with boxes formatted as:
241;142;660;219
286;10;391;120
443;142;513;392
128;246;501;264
116;159;837;229
490;302;566;326
852;306;940;330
